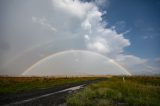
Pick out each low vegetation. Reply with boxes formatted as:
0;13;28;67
67;76;160;106
0;76;97;94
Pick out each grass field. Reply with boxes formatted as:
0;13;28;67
0;76;97;94
67;76;160;106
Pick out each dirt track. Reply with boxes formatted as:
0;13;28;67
0;78;106;106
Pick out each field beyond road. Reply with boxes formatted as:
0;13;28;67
67;76;160;106
0;76;98;94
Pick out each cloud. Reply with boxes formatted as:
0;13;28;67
0;0;158;75
155;58;160;64
115;54;147;66
114;54;158;74
45;0;154;75
50;0;130;55
84;34;90;40
143;35;153;39
32;16;57;32
153;58;160;74
94;0;110;9
52;0;94;18
87;40;109;53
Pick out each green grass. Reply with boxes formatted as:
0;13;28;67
0;76;97;94
67;76;160;106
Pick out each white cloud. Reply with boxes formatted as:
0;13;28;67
143;35;153;39
115;55;146;74
1;0;158;75
87;37;109;53
50;0;130;55
52;0;94;18
155;58;160;64
115;54;147;66
81;19;92;33
88;41;109;53
84;34;90;40
32;16;57;32
114;54;159;74
94;0;110;8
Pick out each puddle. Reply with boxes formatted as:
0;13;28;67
7;84;86;106
59;84;85;92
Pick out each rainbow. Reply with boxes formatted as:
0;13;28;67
22;50;132;76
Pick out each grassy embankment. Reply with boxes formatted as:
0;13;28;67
67;76;160;106
0;76;97;94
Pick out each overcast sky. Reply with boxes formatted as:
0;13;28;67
0;0;159;75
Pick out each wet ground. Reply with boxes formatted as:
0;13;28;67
0;78;106;106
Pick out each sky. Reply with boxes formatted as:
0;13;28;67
0;0;159;76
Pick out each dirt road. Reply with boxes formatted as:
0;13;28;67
1;78;106;106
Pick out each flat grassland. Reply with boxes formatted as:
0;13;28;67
0;76;97;94
1;76;159;106
67;76;160;106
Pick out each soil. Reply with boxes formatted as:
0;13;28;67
0;78;106;106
